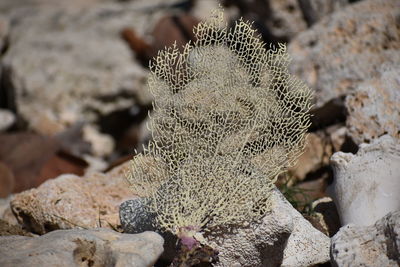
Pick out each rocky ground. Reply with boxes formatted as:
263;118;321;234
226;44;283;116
0;0;399;266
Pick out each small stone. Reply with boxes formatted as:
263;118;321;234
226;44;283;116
82;124;115;157
120;198;156;234
0;228;164;267
327;125;347;152
0;109;15;132
331;211;400;267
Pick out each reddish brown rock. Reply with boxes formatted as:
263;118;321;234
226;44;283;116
0;133;87;195
0;162;14;198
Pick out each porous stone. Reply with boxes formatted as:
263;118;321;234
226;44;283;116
120;188;330;266
10;161;134;234
120;198;156;234
0;228;164;267
331;211;400;267
208;188;330;267
346;67;400;144
329;135;400;226
289;0;400;109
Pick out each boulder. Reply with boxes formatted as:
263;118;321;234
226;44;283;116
289;0;400;110
10;161;134;234
0;228;164;267
1;2;158;134
120;188;331;267
331;211;400;267
329;135;400;226
346;67;400;144
208;188;330;267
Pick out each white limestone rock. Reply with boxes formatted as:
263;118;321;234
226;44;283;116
207;188;330;267
329;135;400;226
0;228;164;267
331;211;400;267
1;2;161;134
345;67;400;144
289;0;400;109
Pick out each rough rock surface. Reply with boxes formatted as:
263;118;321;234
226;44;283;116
329;135;400;226
289;0;400;109
0;228;164;267
1;2;163;133
208;188;330;267
120;188;330;267
331;211;400;267
10;161;134;234
120;198;156;234
0;219;33;237
346;67;400;144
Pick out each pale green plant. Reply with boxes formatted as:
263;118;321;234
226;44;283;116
126;10;312;246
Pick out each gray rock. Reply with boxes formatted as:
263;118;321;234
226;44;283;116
346;67;400;144
120;198;156;234
289;0;400;109
208;188;330;267
0;228;164;267
329;135;400;226
120;188;330;266
331;211;400;267
1;2;157;134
